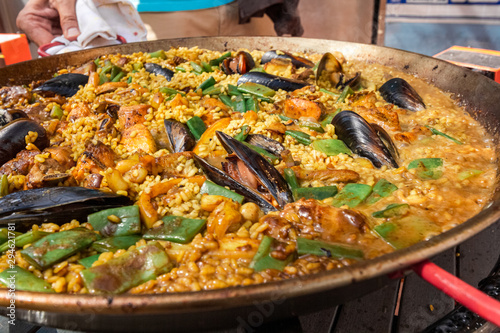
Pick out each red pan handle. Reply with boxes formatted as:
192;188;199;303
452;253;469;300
413;260;500;327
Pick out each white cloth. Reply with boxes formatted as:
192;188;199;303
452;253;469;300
42;0;147;56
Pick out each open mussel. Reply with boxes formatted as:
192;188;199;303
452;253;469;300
332;111;399;168
379;78;425;112
144;63;174;81
316;52;360;90
237;72;308;92
193;155;277;213
0;118;49;166
0;109;28;127
221;51;255;75
216;131;294;208
245;134;285;156
33;73;89;97
261;50;314;68
164;119;195;153
0;187;133;231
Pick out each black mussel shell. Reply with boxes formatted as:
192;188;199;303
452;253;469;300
261;50;314;68
245;134;285;156
0;118;49;166
0;187;133;231
216;131;294;208
0;109;29;128
193;155;277;213
237;72;308;92
221;51;256;75
144;63;174;81
33;73;89;97
164;119;196;153
379;78;425;112
332;111;399;168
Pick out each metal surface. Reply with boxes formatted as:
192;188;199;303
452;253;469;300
0;37;499;332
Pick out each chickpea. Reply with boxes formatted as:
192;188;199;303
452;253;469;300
240;202;263;222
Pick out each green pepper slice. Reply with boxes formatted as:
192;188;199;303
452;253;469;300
408;158;443;180
143;215;207;244
425;126;463;145
202;86;222;96
190;61;204;74
50;104;63;120
197;76;216;91
149;50;166;59
331;183;372;208
0;229;52;253
285;130;311;145
296;237;364;259
0;174;9;197
227;84;242;96
366;179;398;205
0;229;21;247
219;94;234;108
237;82;276;98
283;168;300;191
373;216;440;249
233;95;247;113
160;87;184;96
200;180;244;204
91;235;142;253
312;139;351;156
337;86;354;103
209;51;232;66
78;254;101;268
245;96;259;112
80;242;173;294
294;186;338;201
88;205;141;237
186;116;207;140
234;125;250;142
372;203;410;218
0;266;54;293
320;109;342;127
458;169;483;180
20;228;99;270
250;236;294;272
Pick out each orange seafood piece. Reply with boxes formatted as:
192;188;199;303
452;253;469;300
284;98;323;121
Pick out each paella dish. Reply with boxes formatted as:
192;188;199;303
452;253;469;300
0;47;496;295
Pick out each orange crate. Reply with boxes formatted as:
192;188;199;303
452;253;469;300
434;46;500;83
0;34;31;66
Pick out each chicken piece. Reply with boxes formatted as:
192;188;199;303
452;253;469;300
22;103;51;123
289;166;359;183
67;102;92;121
262;198;367;243
0;150;39;176
117;104;149;129
354;105;401;132
72;142;115;182
120;123;157;154
200;97;230;113
95;82;128;95
25;147;75;189
71;61;96;75
264;58;294;77
0;86;31;106
155;151;194;178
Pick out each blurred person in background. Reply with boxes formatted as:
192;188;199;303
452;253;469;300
17;0;303;48
16;0;80;47
136;0;303;39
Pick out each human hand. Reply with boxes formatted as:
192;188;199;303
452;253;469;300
16;0;80;46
